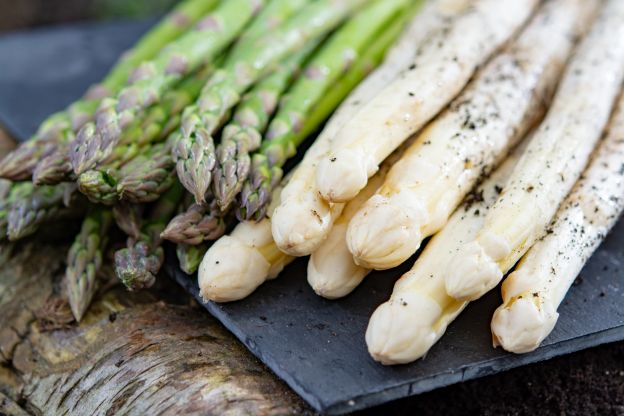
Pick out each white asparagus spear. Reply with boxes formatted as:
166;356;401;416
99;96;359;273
307;144;409;299
346;0;600;270
199;182;294;303
315;0;539;204
491;92;624;354
444;0;624;302
270;0;472;257
366;143;522;365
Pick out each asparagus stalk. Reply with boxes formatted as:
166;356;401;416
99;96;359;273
232;0;310;52
177;243;209;274
74;0;264;176
271;0;439;257
212;44;317;210
445;0;624;302
237;2;406;220
115;183;183;290
7;182;77;241
491;92;624;354
160;196;226;245
65;206;113;322
173;0;369;203
346;0;598;270
0;0;217;181
366;148;521;365
315;0;539;204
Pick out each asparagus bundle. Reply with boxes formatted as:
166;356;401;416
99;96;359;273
346;0;598;270
73;0;264;176
0;0;218;181
270;0;458;257
115;183;183;290
491;92;624;354
236;0;411;220
445;0;624;302
212;45;316;210
366;147;521;365
173;0;368;203
315;0;539;203
65;206;113;322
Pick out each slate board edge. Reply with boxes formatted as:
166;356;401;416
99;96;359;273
165;256;624;415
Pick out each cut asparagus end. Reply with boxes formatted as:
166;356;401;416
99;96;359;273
491;291;558;354
445;241;504;301
347;192;426;270
316;148;373;203
366;291;442;365
307;223;367;299
198;235;271;303
271;197;335;257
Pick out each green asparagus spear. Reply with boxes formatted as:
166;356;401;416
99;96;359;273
231;0;309;53
65;206;113;322
160;197;226;245
0;0;218;181
237;4;410;220
212;42;318;210
73;0;264;176
173;0;369;203
115;183;183;290
7;182;78;240
176;242;209;274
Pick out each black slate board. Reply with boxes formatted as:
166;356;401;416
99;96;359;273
1;20;623;416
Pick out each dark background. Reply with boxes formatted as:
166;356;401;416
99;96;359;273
0;0;175;32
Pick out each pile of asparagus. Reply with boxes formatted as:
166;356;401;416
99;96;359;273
198;0;624;364
0;0;418;321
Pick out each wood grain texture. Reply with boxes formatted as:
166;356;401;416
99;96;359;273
0;241;310;416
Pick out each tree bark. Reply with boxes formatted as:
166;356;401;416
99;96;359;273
0;241;310;416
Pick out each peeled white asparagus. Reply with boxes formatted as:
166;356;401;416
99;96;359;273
316;0;539;204
199;183;294;303
445;0;624;302
307;145;409;299
346;0;599;270
491;92;624;354
270;0;472;257
366;145;522;365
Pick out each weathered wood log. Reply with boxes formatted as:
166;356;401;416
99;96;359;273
0;241;310;415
